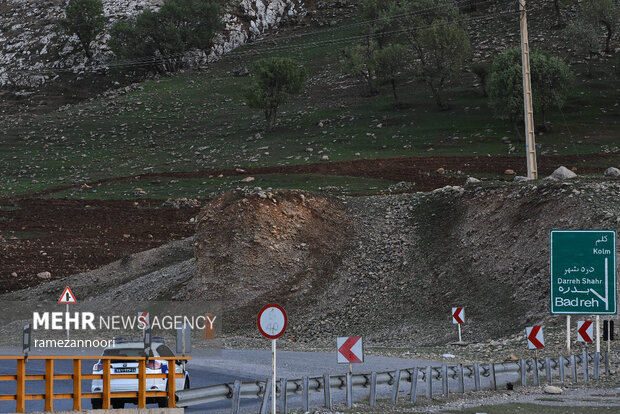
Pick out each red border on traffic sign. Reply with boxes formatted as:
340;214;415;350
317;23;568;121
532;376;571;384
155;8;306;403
58;286;77;304
257;304;287;339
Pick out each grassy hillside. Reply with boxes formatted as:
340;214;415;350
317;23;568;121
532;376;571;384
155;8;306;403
1;2;618;199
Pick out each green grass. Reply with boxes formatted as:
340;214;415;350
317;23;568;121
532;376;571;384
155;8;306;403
1;18;618;199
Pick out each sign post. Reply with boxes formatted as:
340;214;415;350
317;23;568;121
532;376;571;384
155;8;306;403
58;286;77;339
23;324;31;360
257;304;287;414
144;327;152;360
452;307;465;343
550;230;617;352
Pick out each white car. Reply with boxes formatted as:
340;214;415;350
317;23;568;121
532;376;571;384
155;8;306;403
91;339;189;409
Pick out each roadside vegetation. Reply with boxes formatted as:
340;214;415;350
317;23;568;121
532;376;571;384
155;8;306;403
60;0;106;60
1;0;618;200
109;0;222;73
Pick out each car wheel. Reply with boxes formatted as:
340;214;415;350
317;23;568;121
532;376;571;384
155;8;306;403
91;398;102;409
111;400;124;409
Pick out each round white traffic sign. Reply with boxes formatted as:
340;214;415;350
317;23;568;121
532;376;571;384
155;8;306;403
257;304;287;339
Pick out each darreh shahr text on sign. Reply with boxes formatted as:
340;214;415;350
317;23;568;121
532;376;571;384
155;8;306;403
550;230;617;315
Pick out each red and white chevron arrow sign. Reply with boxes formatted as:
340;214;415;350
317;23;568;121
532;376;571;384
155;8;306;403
577;321;593;342
526;326;545;349
452;307;464;324
337;336;363;364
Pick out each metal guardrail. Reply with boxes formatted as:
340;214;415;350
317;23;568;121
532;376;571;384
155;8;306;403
176;351;609;413
0;355;189;412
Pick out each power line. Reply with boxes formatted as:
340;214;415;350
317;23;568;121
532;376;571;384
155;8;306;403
248;0;504;46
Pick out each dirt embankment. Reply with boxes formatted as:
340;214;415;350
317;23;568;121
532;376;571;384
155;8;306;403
1;180;618;347
186;181;619;345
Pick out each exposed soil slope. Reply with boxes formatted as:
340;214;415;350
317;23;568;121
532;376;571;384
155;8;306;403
190;190;353;312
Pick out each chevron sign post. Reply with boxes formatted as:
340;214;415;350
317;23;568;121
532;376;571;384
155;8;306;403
577;321;594;342
526;326;545;349
337;336;363;378
452;307;465;343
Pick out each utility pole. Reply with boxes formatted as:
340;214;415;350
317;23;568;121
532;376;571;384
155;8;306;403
519;0;538;179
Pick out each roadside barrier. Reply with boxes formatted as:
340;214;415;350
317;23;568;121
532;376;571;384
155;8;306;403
175;351;605;413
0;355;190;412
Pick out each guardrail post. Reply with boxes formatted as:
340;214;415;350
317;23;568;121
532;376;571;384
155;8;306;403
302;376;309;412
346;372;353;408
102;359;111;409
605;352;610;376
168;359;176;408
369;372;376;407
410;367;418;404
441;365;448;396
280;378;287;413
425;366;432;399
138;358;146;408
489;362;497;391
457;364;464;393
594;352;600;380
45;359;54;411
520;359;527;386
16;358;25;413
545;357;552;384
391;369;400;405
559;356;565;383
532;359;539;386
323;374;331;409
583;349;589;382
231;379;241;414
259;377;271;414
473;363;481;392
571;354;577;382
73;359;82;410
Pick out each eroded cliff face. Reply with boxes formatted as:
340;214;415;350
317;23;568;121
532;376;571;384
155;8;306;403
0;0;305;86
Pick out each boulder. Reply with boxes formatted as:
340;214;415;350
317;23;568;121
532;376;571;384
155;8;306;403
37;271;51;280
514;176;529;182
465;177;481;184
504;169;515;175
604;167;620;178
543;385;563;394
550;166;577;180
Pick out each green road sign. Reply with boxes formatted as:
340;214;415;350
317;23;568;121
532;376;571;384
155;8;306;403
551;230;617;315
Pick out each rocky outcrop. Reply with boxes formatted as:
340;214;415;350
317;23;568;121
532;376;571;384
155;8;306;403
0;0;305;87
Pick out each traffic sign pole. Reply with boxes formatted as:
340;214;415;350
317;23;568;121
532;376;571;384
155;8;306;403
596;315;600;353
566;315;571;354
257;303;287;414
272;339;276;414
66;303;69;340
458;324;462;343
